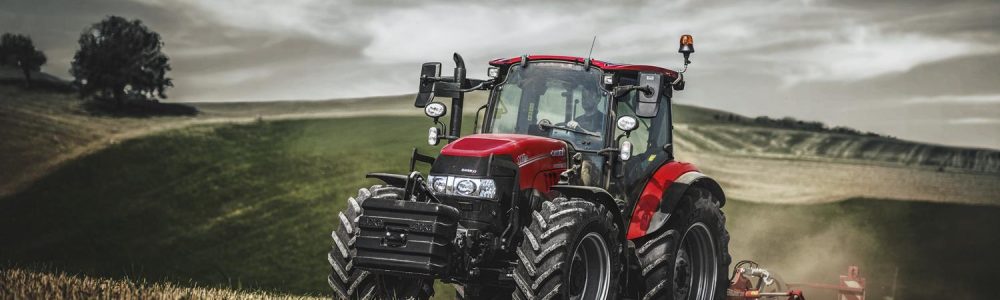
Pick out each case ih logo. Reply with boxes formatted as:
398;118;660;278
516;154;529;165
550;149;565;157
460;168;478;174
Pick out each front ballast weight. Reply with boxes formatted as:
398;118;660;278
353;193;460;278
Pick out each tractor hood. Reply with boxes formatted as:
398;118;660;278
441;134;567;163
434;134;569;190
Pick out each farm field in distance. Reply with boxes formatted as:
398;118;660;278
2;84;999;299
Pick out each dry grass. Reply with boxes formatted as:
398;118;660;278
0;268;322;300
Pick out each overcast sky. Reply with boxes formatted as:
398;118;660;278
2;0;999;149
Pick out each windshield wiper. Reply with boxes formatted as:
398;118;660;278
538;120;601;137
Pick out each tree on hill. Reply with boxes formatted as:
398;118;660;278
70;16;172;107
0;33;47;88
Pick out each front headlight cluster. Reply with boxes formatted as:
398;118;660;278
427;175;496;199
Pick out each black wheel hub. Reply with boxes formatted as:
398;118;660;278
567;232;611;300
672;222;718;300
673;250;692;299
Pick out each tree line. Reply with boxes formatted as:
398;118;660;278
713;113;893;138
2;16;172;108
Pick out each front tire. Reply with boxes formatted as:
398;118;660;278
636;186;730;300
328;185;434;300
512;197;622;300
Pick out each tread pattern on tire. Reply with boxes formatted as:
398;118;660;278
512;197;621;300
636;186;731;300
328;185;431;300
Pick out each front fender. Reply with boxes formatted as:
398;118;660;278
626;162;726;240
550;185;625;232
366;172;407;187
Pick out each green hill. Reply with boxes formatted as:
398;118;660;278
0;82;480;197
0;116;997;300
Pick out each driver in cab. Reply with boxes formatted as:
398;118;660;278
566;86;604;186
567;87;604;135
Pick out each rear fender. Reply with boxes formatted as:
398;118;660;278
626;163;726;240
549;185;624;234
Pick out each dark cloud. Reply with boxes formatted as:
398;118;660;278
0;0;998;148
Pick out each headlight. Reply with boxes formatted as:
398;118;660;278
455;180;476;196
431;177;447;193
426;176;497;199
479;179;496;198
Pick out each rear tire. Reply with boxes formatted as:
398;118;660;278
328;185;434;300
636;186;730;300
512;197;622;300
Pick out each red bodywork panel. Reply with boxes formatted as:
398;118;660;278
441;134;568;191
489;55;679;80
626;161;699;240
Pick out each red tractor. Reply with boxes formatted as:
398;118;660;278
328;36;732;300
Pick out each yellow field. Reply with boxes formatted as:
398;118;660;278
0;268;323;300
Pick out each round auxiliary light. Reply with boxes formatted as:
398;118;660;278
425;102;447;118
620;141;633;161
428;127;440;146
455;180;476;196
431;177;447;193
617;116;638;132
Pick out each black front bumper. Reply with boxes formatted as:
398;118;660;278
354;197;461;277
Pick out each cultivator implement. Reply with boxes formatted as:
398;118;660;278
726;261;866;300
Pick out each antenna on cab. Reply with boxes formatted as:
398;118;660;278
584;36;597;70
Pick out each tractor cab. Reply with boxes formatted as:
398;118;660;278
481;57;680;201
415;52;684;205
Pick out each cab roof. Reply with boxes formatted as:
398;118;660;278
489;55;679;80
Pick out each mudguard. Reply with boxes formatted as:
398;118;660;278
366;173;407;187
626;162;726;240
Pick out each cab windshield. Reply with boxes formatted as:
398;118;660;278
489;62;608;151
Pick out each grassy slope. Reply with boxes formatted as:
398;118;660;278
0;116;441;295
2;116;999;299
0;83;484;197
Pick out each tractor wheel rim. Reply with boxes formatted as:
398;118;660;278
568;232;611;300
674;222;717;300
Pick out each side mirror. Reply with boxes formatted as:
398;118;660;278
415;62;442;108
636;72;664;118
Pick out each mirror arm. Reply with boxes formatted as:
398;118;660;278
457;79;493;92
612;85;654;98
433;119;448;135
